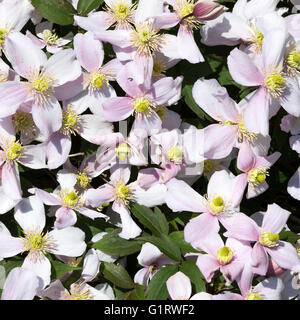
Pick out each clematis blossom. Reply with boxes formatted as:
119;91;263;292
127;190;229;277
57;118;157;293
0;32;81;138
224;203;300;276
0;196;87;288
232;142;281;206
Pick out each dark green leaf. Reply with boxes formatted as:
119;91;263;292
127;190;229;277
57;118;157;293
50;260;81;278
279;230;300;243
130;203;169;237
146;265;178;300
101;262;134;289
138;234;182;261
117;285;146;300
77;0;104;16
92;230;143;256
31;0;76;25
169;231;199;253
179;260;206;293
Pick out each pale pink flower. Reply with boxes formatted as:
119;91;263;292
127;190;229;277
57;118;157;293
224;204;300;276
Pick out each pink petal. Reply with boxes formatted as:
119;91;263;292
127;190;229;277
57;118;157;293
1;267;41;300
227;48;263;86
184;213;220;249
73;32;104;73
2;162;22;201
166;271;192;300
244;87;270;135
177;25;204;64
74;11;112;32
262;203;290;234
0;234;23;258
54;207;77;229
203;124;237;159
251;242;269;276
165;178;207;213
102;97;133;122
196;254;220;282
0;82;28;117
266;241;300;271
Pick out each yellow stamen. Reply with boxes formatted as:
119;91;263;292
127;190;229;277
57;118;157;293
265;70;286;98
43;30;59;45
216;246;234;265
168;146;183;163
114;179;134;206
60;189;82;208
21;227;55;262
76;171;92;189
27;68;54;104
174;0;200;30
62;283;93;300
133;97;151;113
130;21;164;56
105;0;135;29
61;105;81;136
249;27;264;53
6;141;24;161
209;196;225;215
286;46;300;76
245;293;264;300
116;142;131;161
12;111;36;138
259;231;279;247
248;168;268;187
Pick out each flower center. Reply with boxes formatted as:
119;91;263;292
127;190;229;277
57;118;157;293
248;168;268;186
264;71;286;98
237;121;258;143
130;22;163;56
6;141;24;161
209;196;225;215
245;293;263;300
259;231;279;247
250;27;264;52
61;105;81;136
43;30;59;45
61;189;81;208
116;142;131;161
114;179;134;206
168;146;183;163
286;47;300;75
90;72;105;89
174;0;200;30
76;172;92;189
22;227;54;262
28;69;54;104
0;28;7;47
115;3;130;20
216;246;234;265
133;97;151;113
12;111;36;138
62;283;93;300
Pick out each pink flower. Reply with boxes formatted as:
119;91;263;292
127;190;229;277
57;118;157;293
232;142;281;206
227;27;300;135
196;233;252;286
224;204;300;276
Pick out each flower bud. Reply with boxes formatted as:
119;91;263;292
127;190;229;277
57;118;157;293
193;0;226;21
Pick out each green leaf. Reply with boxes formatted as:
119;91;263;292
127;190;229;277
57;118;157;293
138;234;182;261
179;260;206;293
92;230;143;256
117;285;146;300
279;230;300;243
146;265;178;300
130;203;169;237
50;260;81;279
101;262;135;289
77;0;104;16
169;231;199;253
31;0;76;25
